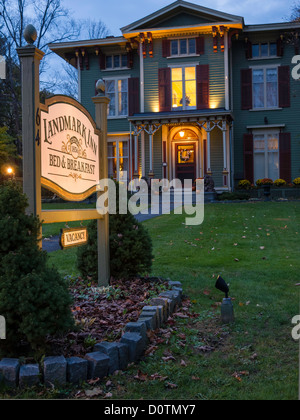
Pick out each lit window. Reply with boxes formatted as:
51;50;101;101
253;67;278;109
171;67;196;110
170;38;197;56
105;79;128;117
108;140;129;181
254;132;279;181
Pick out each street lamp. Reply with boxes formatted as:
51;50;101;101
215;275;234;324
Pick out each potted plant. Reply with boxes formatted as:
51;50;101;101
256;178;273;200
293;177;300;188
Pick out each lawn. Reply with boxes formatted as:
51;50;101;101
3;201;300;400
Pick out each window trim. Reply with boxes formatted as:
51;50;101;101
107;136;130;181
169;64;197;111
104;54;129;71
253;128;280;180
250;42;279;60
250;64;280;111
168;37;199;58
104;76;129;119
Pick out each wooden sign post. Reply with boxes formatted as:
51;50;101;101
17;25;110;286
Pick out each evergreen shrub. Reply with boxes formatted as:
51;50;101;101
0;181;74;354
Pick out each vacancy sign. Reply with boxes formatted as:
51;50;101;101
41;96;100;201
60;227;88;249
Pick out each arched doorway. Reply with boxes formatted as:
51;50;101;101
171;128;200;183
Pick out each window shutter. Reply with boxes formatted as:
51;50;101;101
162;39;170;58
158;68;171;112
278;66;290;108
241;69;252;110
277;38;284;57
279;132;291;182
196;64;209;109
245;40;252;59
128;78;140;116
127;51;134;69
243;134;254;183
196;36;205;55
99;51;106;70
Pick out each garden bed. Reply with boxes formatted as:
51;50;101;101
45;276;171;359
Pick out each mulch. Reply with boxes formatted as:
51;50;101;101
45;276;172;358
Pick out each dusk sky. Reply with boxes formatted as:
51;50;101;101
62;0;297;37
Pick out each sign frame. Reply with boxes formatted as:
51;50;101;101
40;95;102;202
59;226;89;250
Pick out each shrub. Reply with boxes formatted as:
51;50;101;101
273;179;287;187
293;177;300;187
0;181;74;354
217;192;250;201
77;184;153;280
256;178;273;186
238;179;252;190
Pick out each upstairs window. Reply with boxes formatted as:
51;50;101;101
171;66;196;110
105;54;128;69
105;78;128;117
252;42;277;58
252;67;278;109
170;38;196;57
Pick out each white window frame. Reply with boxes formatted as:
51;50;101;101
104;76;129;119
250;64;280;111
253;128;280;180
107;136;130;181
169;37;199;58
169;63;197;111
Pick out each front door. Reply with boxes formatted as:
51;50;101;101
175;143;196;184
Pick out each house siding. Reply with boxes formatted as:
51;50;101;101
232;35;300;183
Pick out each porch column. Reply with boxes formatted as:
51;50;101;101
204;122;212;175
133;125;143;178
221;120;229;187
144;123;162;179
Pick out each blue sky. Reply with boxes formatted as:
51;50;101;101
62;0;297;36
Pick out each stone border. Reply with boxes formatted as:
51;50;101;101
0;281;183;389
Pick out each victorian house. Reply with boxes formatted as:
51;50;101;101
50;0;300;191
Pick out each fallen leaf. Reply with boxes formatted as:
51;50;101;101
165;382;178;389
85;388;103;397
180;359;187;366
191;376;200;381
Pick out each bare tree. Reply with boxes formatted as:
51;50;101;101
58;19;110;100
291;2;300;22
0;0;80;149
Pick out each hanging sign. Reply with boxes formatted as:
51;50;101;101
60;226;88;249
40;96;101;201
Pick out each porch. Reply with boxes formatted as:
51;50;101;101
128;110;234;191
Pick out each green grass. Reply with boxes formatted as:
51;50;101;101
42;202;95;238
2;201;299;400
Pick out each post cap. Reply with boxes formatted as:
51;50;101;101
95;79;105;96
24;25;37;45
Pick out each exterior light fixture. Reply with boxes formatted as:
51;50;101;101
215;275;234;324
7;167;13;175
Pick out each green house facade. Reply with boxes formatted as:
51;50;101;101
50;0;300;191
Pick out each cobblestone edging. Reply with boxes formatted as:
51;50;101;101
0;281;183;389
